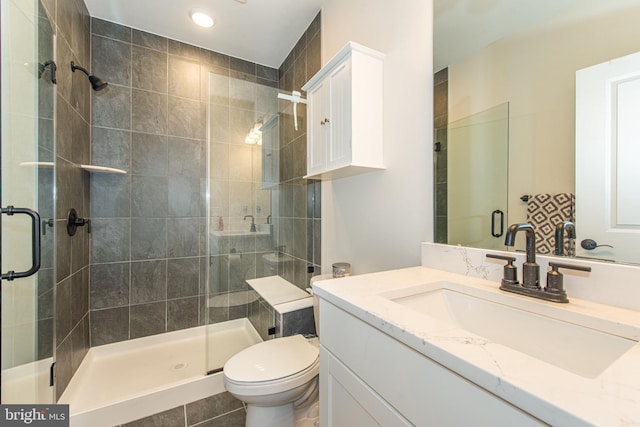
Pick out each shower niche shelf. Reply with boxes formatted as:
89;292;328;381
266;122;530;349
80;164;127;174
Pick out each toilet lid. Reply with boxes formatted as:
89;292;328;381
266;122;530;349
224;335;319;383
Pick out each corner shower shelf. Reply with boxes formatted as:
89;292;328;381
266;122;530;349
19;161;54;168
80;164;127;174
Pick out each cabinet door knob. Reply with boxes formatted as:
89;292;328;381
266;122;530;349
320;118;330;125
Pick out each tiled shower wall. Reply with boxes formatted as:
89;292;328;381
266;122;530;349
88;19;280;345
40;0;92;399
277;12;322;288
434;68;448;243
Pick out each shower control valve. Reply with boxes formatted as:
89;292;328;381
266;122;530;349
67;208;92;236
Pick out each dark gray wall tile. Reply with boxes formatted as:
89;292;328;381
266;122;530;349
130;302;166;339
56;97;74;162
91;17;131;42
131;132;168;176
53;162;74;228
56;277;72;342
91;35;131;87
257;65;278;82
167;218;200;257
131;260;167;303
131;29;167;52
91;127;131;172
90;174;130;218
167;39;200;60
168;97;204;139
56;35;73;106
38;319;54;360
201;49;229;68
229;57;255;75
168;56;200;99
90;307;129;346
90;262;130;309
168;176;201;217
70;319;89;372
69;60;92;122
92;84;131;129
132;45;168;93
307;32;322;79
71;108;90;165
132;89;168;134
90;218;130;263
131;218;167;260
167;257;200;299
282;307;315;337
54;336;73;398
71;268;89;325
131;175;168;217
167;297;199;331
168;138;202;179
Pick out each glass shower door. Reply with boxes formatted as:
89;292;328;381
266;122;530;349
1;0;55;403
448;103;509;250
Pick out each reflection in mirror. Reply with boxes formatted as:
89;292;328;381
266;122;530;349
434;0;640;265
447;103;508;250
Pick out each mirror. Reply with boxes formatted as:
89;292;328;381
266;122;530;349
434;0;640;265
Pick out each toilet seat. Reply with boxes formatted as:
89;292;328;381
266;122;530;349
224;335;319;396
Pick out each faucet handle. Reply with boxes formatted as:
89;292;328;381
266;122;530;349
545;262;592;302
486;254;519;286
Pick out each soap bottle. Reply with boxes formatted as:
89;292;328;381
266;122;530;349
218;216;224;231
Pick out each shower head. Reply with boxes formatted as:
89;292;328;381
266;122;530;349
70;61;108;91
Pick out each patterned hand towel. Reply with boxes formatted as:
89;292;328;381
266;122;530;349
526;193;575;254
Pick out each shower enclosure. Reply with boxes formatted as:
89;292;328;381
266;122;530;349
447;103;509;250
204;71;281;373
1;0;56;403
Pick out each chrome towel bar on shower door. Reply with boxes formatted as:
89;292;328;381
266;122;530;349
1;205;41;281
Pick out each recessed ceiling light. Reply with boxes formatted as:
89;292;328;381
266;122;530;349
190;9;214;28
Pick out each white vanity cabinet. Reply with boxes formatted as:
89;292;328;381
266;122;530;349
302;42;385;180
319;299;545;427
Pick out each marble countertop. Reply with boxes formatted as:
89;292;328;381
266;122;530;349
313;266;640;426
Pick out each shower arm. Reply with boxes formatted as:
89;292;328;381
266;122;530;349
278;91;307;131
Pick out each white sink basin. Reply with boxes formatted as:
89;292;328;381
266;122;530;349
382;281;638;378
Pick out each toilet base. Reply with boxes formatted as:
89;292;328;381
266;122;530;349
246;403;294;427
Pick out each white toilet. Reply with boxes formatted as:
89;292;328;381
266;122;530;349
223;277;327;427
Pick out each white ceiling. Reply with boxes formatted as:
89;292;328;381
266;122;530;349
433;0;574;72
85;1;633;73
83;0;323;68
433;0;640;72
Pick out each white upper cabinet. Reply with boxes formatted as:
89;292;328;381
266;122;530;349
302;42;385;180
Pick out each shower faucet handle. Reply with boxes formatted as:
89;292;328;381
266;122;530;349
67;208;92;236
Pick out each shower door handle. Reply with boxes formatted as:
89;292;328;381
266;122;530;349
1;206;41;281
491;209;504;238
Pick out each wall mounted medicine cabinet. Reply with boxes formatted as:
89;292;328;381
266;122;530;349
302;41;385;180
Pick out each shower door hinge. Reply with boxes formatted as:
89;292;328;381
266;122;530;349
50;361;56;387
